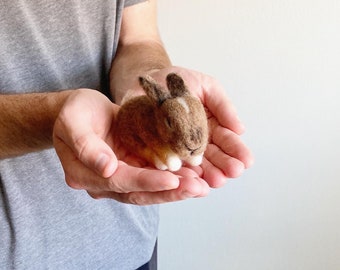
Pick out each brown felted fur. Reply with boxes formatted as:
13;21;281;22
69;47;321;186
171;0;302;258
115;73;208;171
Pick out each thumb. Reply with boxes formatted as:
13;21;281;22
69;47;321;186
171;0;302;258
52;89;118;178
71;133;118;178
53;120;118;178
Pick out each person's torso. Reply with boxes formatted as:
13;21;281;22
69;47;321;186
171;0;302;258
0;1;158;269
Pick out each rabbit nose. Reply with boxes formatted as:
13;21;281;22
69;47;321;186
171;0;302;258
185;145;200;155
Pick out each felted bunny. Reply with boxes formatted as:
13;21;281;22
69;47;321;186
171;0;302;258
115;73;208;172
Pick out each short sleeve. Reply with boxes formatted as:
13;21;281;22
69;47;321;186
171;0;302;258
124;0;146;8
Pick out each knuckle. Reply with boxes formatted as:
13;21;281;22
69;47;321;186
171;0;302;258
87;192;102;200
127;193;148;206
107;178;125;193
73;134;90;160
65;176;83;190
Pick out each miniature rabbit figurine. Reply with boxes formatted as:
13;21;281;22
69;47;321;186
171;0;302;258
115;73;208;171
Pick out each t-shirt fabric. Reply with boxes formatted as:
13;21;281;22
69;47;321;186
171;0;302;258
0;1;159;270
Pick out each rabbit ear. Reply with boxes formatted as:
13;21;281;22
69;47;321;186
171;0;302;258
139;75;170;106
166;73;190;97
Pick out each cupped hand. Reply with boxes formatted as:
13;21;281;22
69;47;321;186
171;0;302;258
149;67;254;188
53;66;253;205
53;89;209;205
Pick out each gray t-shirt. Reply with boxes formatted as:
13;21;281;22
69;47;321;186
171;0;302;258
0;1;158;270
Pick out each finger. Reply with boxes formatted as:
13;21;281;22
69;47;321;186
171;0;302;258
54;136;116;189
200;157;228;188
210;120;254;169
54;128;117;177
74;133;118;178
54;139;180;193
53;91;119;178
205;144;245;179
105;161;180;193
182;163;204;177
201;77;245;135
90;174;210;205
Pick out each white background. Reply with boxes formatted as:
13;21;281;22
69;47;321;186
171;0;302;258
157;1;340;269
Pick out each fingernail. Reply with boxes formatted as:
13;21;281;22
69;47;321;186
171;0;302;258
181;177;203;198
95;153;110;175
168;176;181;189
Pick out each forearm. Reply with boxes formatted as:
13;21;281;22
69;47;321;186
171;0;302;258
110;40;171;104
0;91;71;158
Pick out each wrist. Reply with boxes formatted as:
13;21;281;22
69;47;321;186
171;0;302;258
110;41;172;104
